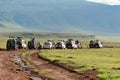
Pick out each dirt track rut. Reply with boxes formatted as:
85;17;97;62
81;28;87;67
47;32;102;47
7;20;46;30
0;50;99;80
26;51;99;80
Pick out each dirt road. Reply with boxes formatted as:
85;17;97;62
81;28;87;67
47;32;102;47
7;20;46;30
0;50;30;80
0;50;100;80
26;51;100;80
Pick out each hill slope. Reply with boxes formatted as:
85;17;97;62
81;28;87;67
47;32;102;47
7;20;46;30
0;0;120;35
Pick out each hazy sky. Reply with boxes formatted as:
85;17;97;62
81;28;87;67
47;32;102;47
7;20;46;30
1;0;120;6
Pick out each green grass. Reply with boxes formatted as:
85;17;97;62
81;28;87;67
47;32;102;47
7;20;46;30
39;49;120;80
1;38;120;80
0;38;8;49
20;52;30;58
20;51;41;72
97;36;120;42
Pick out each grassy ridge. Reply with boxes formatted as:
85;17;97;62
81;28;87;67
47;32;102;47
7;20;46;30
40;49;120;80
0;31;95;40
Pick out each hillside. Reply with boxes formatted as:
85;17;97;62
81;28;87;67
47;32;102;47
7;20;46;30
0;31;95;40
0;0;120;35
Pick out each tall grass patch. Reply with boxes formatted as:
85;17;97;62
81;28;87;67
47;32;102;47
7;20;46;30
40;48;120;80
0;38;7;49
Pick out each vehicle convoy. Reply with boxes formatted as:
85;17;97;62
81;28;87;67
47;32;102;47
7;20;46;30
43;40;55;49
6;36;103;50
89;40;103;48
75;40;82;49
6;37;16;50
43;39;82;49
27;38;42;50
6;36;27;50
55;40;66;49
65;39;82;49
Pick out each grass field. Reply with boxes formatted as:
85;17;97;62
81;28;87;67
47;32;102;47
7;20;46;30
1;38;120;80
39;49;120;80
97;36;120;42
0;38;7;49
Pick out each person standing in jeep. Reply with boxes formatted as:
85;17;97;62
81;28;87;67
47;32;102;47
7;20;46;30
28;38;35;49
6;37;16;50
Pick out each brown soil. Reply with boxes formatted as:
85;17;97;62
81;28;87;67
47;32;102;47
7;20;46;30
0;50;30;80
0;50;100;80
